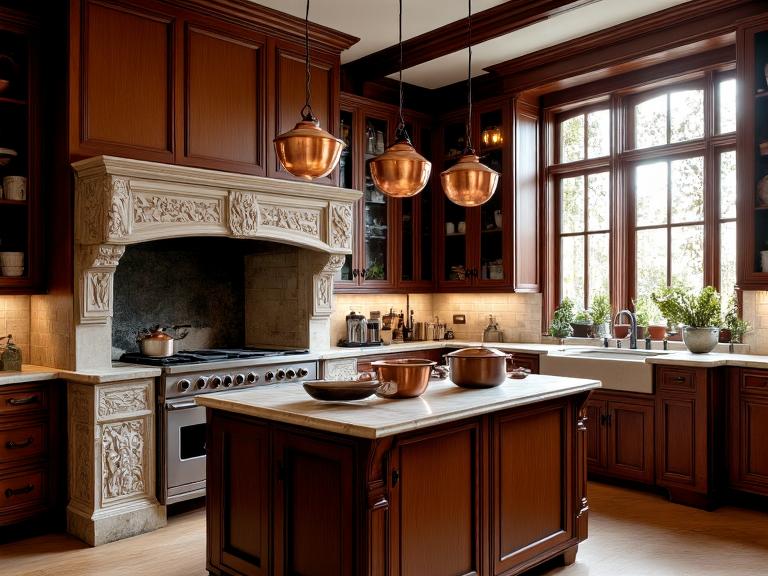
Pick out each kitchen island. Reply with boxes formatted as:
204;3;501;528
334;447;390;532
197;374;600;576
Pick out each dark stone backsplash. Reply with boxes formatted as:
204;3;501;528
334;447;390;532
112;237;273;358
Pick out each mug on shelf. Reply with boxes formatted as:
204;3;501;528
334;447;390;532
445;222;455;234
457;221;466;234
3;176;26;201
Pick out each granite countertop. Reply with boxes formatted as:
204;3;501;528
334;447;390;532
0;363;162;387
195;374;600;439
0;365;60;386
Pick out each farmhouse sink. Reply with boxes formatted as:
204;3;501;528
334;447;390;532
539;347;675;393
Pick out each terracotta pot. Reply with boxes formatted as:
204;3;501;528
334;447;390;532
646;325;667;341
614;324;645;340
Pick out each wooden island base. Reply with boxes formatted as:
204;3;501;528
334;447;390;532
203;380;593;576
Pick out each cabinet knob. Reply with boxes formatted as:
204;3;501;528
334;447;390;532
352;268;359;278
360;268;367;279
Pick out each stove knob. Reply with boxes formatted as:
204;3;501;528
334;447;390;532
297;368;309;378
209;375;222;389
195;377;208;390
247;372;259;384
286;369;296;379
177;379;191;392
235;374;245;386
265;371;275;382
276;369;286;380
223;375;233;388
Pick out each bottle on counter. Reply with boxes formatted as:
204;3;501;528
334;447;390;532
0;334;21;371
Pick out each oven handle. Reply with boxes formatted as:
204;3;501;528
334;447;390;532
166;401;199;411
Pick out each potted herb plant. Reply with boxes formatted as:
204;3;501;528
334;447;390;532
635;295;666;340
651;285;722;353
589;293;611;338
722;294;751;344
549;298;574;340
570;308;593;338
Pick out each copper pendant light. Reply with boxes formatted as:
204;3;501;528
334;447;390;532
369;0;431;198
440;0;499;207
274;0;344;180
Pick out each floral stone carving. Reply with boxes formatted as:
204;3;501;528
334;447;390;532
99;387;148;417
229;190;259;237
101;419;146;500
259;205;319;237
133;194;221;224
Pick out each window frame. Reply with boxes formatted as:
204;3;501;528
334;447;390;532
545;67;737;327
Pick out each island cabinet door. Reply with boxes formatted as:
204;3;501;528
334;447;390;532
206;411;271;576
491;400;574;575
273;430;356;576
389;421;481;576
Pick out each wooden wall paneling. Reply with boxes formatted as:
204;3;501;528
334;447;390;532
514;98;541;291
180;19;266;174
269;38;339;185
72;0;175;161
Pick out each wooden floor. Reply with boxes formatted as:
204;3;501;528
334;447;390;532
1;482;767;575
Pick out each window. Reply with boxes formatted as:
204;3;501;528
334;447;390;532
548;69;736;316
556;107;611;310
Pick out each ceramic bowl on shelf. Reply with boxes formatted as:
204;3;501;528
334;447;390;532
0;252;23;266
1;266;24;277
0;147;17;167
302;379;382;401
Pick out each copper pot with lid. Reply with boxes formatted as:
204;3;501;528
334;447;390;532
445;347;513;388
136;324;190;357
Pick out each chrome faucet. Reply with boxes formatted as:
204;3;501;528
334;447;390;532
614;309;638;349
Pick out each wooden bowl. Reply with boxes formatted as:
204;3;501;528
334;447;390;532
302;379;381;401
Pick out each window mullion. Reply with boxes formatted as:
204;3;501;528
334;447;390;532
667;159;672;287
583;174;589;309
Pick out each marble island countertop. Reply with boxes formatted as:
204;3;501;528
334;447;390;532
195;374;600;439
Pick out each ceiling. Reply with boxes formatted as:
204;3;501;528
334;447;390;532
251;0;692;89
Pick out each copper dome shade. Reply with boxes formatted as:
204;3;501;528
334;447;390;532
274;115;345;180
440;151;499;207
369;136;431;198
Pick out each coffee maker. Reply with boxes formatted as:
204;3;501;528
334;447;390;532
346;311;368;345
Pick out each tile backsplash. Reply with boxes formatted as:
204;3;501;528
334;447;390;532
332;292;542;344
742;290;768;354
0;296;30;363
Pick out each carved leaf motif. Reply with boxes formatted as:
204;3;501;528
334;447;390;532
326;361;357;381
259;206;319;236
133;194;221;224
323;254;346;274
99;388;147;416
102;420;145;499
229;191;259;236
317;276;330;306
108;178;130;238
92;245;126;267
330;203;353;249
78;178;103;243
87;272;111;312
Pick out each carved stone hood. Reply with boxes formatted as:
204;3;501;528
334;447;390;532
72;155;360;370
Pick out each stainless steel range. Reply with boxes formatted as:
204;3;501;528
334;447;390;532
120;348;317;504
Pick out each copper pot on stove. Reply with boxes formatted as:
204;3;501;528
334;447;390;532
136;324;190;357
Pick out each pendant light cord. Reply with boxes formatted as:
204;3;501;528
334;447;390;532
465;0;473;152
302;0;315;121
396;0;409;143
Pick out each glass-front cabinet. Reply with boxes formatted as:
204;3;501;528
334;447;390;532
738;16;768;288
0;14;42;293
438;102;510;289
736;17;768;290
336;95;434;292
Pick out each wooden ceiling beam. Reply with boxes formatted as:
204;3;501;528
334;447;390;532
341;0;596;86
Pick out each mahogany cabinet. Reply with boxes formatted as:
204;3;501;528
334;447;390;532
736;14;768;289
728;368;768;496
355;348;443;373
511;352;540;374
69;0;348;181
654;365;724;508
0;381;64;537
0;9;44;293
585;390;654;485
206;393;590;576
437;97;540;293
336;94;434;292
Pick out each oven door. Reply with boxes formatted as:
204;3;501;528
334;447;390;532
161;397;207;504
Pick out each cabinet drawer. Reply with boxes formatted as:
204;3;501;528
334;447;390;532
0;469;46;512
512;353;539;374
0;423;46;464
656;367;698;393
742;371;768;395
0;386;47;416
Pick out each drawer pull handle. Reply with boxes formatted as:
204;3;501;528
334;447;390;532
671;376;686;383
6;437;33;449
5;484;34;498
7;396;39;406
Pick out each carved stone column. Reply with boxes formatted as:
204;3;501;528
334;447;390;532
307;253;346;351
67;378;165;546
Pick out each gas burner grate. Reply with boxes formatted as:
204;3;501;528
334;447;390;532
119;348;309;366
